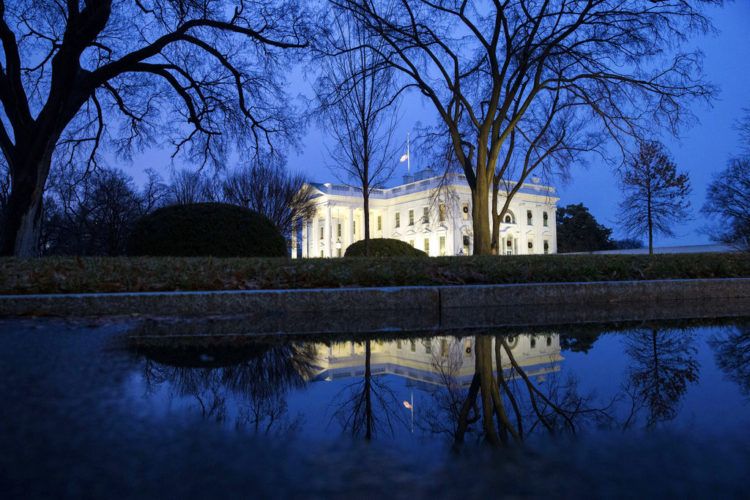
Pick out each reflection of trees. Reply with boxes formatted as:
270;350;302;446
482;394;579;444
331;339;404;440
623;328;699;426
426;334;606;448
134;339;318;434
710;326;750;397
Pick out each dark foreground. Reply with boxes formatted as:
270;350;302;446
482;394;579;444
1;317;749;498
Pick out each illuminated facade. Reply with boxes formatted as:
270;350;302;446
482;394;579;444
293;169;559;257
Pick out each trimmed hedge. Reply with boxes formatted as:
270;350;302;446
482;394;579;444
127;203;286;258
1;253;749;295
345;238;428;257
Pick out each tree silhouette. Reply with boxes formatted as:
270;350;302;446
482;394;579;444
709;326;750;398
134;338;317;434
331;0;715;254
618;141;691;254
623;328;699;426
0;0;308;255
331;339;405;440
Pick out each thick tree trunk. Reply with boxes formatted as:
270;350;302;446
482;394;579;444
1;149;54;257
475;336;501;445
490;186;501;255
471;175;492;256
363;190;370;257
364;339;372;441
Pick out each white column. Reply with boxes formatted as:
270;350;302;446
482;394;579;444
301;221;308;258
291;220;297;259
325;203;332;258
346;207;354;250
312;215;319;258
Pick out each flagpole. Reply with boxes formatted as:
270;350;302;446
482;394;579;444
407;132;411;174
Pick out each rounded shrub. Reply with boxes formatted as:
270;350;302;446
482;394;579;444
127;202;287;257
344;238;428;257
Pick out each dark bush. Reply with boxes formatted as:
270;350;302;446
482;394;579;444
344;238;427;257
127;203;287;257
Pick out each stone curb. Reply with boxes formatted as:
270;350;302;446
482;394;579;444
0;278;749;318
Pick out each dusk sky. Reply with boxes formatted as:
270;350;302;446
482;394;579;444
134;1;750;248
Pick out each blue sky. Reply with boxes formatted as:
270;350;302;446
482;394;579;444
132;2;749;247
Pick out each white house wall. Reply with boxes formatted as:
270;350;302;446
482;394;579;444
295;173;559;258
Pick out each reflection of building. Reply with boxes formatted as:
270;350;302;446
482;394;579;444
294;170;558;257
312;334;562;387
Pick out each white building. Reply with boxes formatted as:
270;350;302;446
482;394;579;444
294;169;558;258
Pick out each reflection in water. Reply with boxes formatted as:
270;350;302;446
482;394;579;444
127;322;744;449
329;339;406;440
710;325;750;397
623;328;699;427
134;340;317;434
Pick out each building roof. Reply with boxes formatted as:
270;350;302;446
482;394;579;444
309;170;557;200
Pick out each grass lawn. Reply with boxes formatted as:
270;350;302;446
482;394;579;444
1;253;748;295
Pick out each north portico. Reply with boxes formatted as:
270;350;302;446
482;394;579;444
293;169;559;258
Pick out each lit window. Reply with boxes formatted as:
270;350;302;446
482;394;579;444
410;340;416;352
397;339;402;349
440;339;449;358
439;236;446;256
422;206;429;223
395;212;400;228
320;250;324;257
409;209;415;226
543;212;549;227
353;220;356;234
409;239;415;247
527;210;533;225
377;215;382;231
439;204;446;222
424;238;430;255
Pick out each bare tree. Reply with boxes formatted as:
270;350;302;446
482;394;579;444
166;169;219;205
624;327;699;426
316;12;400;255
618;141;692;254
703;158;750;251
703;110;750;251
332;0;716;255
0;159;8;227
222;156;316;240
0;0;309;256
43;165;166;255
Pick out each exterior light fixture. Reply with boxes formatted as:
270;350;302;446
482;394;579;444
335;239;342;250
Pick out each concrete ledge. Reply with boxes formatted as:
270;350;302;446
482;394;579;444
0;286;440;318
1;278;748;320
440;278;750;308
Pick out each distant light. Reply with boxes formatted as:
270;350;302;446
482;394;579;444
403;400;413;410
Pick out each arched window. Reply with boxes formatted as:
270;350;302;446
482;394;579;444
503;211;516;224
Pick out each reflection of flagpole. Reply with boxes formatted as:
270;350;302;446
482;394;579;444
403;391;414;433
